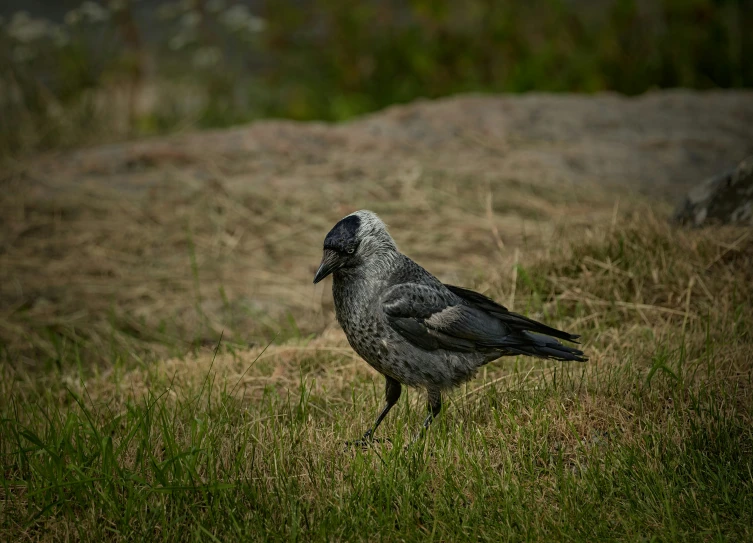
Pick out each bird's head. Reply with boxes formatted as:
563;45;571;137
313;210;397;284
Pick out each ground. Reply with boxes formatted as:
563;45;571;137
1;91;752;541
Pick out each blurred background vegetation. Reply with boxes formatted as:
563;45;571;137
1;0;751;158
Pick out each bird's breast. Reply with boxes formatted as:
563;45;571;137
331;277;393;368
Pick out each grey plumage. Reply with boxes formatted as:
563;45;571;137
313;210;587;444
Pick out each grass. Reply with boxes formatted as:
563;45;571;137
0;158;622;372
1;162;752;540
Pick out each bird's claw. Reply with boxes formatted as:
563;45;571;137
344;432;392;450
345;439;372;450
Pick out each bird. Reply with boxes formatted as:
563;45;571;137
313;210;587;445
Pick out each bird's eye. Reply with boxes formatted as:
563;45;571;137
347;248;355;254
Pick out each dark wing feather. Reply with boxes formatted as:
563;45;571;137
382;283;507;353
382;282;587;362
444;284;581;343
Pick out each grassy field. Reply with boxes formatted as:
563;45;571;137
1;162;752;540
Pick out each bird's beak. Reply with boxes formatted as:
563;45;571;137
313;249;340;284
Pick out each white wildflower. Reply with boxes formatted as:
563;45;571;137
169;32;194;50
192;46;222;68
79;2;110;23
180;11;201;28
10;11;30;24
64;9;81;26
245;15;266;33
218;4;250;30
219;4;265;33
7;12;51;43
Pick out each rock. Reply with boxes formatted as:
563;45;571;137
674;156;753;227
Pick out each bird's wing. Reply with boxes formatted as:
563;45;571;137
381;283;507;352
444;284;581;342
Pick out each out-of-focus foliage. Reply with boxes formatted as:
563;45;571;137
1;0;751;156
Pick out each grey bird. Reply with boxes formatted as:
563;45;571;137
313;210;587;445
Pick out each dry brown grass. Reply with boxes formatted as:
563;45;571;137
1;154;631;373
2;149;751;426
5;193;749;423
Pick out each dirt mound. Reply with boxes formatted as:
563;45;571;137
24;90;753;196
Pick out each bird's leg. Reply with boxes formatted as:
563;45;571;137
411;388;442;445
347;376;401;448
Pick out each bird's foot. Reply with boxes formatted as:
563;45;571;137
344;430;392;450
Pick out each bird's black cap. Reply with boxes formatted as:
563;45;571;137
314;214;362;283
323;214;361;252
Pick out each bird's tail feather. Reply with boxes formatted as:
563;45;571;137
481;331;588;362
514;331;587;362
